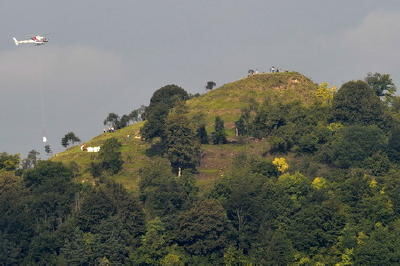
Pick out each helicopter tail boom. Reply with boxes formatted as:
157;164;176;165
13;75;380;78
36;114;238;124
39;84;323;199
13;37;19;46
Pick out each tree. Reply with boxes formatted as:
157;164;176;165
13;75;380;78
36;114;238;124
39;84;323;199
286;202;345;253
103;106;146;130
211;116;227;144
388;126;400;162
165;106;201;173
353;223;400;265
22;161;80;236
141;85;188;141
250;230;295;265
332;80;384;125
129;105;146;122
147;84;189;110
97;138;123;175
139;158;194;217
175;199;229;256
103;113;120;129
365;72;396;97
0;152;20;171
77;189;116;232
61;132;81;148
196;125;209;144
321;125;386;168
235;109;252;136
21;150;40;170
0;172;32;264
130;218;169;265
118;114;131;129
206;81;216;91
44;145;52;156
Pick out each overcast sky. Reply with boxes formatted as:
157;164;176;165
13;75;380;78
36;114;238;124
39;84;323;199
1;0;400;156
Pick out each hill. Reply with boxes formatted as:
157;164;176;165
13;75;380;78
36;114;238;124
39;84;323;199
187;72;318;135
8;71;400;265
52;72;320;191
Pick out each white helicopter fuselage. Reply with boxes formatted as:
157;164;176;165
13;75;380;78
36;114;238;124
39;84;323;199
13;36;48;46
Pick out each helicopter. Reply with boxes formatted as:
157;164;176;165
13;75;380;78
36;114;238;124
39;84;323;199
13;35;48;46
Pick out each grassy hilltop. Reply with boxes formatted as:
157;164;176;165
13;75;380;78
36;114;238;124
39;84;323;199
52;72;320;192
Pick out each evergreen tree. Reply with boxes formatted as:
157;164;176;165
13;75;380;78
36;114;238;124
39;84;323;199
235;109;252;136
197;125;209;144
212;116;227;144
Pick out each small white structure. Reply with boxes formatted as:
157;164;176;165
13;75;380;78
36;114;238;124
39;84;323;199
81;144;101;153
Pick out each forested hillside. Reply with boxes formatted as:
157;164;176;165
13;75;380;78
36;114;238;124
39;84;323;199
2;72;400;265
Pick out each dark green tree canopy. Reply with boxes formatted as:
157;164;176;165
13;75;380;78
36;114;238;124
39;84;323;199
321;125;386;168
141;84;189;141
148;84;188;109
332;80;384;125
165;106;200;172
0;152;20;171
98;138;124;174
23;161;73;188
175;199;229;256
206;81;216;90
61;132;81;148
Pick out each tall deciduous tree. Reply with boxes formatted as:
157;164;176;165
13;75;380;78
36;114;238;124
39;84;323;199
98;138;123;174
365;72;396;97
103;113;120;129
61;132;81;148
321;125;386;168
165;105;200;173
141;85;188;141
21;150;40;170
175;199;229;256
138;158;195;217
332;80;384;125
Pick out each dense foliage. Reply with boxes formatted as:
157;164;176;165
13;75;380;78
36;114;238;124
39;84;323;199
3;74;400;264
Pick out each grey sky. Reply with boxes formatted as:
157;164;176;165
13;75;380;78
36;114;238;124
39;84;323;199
1;0;400;156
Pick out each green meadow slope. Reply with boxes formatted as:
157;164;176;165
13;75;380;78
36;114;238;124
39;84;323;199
53;72;319;192
186;72;318;134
